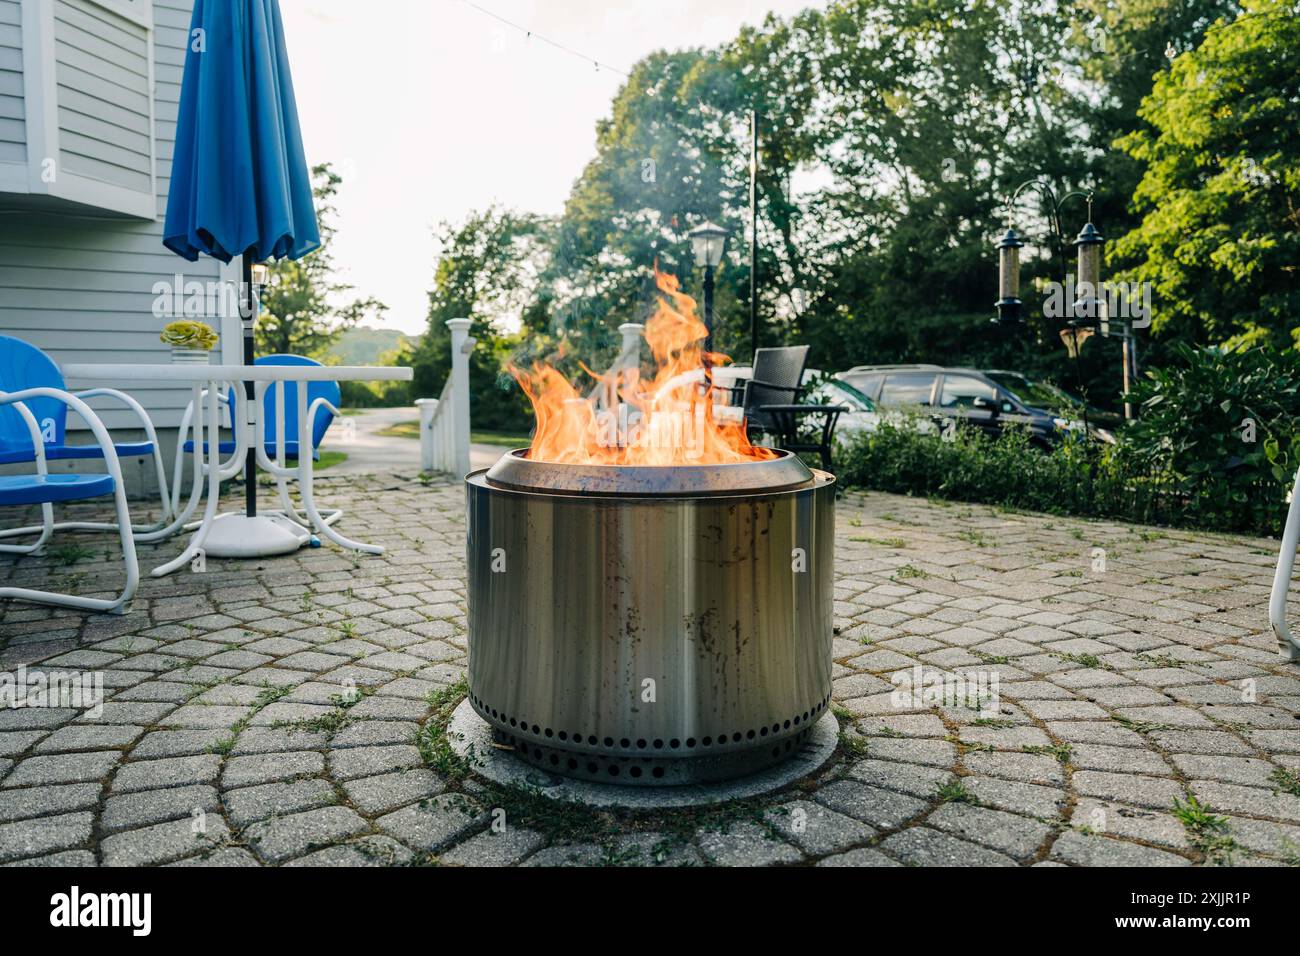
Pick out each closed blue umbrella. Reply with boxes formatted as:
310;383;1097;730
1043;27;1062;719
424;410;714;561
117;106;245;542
163;0;319;523
164;0;319;264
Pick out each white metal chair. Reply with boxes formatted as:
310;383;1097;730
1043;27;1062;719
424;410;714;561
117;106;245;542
0;388;139;614
1269;467;1300;660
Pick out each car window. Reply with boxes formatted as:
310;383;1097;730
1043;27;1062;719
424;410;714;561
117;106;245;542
840;373;882;399
811;379;874;412
939;374;997;408
878;372;936;406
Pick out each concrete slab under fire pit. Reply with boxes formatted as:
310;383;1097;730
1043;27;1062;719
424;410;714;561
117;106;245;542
446;700;839;809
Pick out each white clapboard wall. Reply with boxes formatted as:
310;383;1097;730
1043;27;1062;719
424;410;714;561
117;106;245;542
0;0;232;431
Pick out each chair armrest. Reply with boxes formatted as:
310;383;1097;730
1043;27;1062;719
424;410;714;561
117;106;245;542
72;387;164;449
0;387;126;477
0;391;49;473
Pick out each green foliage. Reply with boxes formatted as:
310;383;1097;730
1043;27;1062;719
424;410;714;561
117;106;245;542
837;405;1285;537
326;326;409;365
1113;0;1300;347
1122;343;1300;533
256;163;387;357
408;207;549;433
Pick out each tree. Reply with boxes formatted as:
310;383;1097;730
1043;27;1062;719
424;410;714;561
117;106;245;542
255;163;387;356
410;207;552;431
1112;0;1300;348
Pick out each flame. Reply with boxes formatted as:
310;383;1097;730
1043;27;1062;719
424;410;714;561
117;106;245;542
510;268;777;465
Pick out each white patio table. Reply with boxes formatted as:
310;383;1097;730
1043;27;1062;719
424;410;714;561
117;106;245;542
62;363;413;577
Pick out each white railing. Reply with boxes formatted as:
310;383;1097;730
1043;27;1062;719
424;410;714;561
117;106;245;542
418;318;475;476
588;322;644;410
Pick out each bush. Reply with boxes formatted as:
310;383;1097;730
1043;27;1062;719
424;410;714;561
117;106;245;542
1122;344;1300;535
836;414;1284;538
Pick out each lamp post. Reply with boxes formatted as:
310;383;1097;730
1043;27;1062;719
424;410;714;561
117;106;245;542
689;220;728;351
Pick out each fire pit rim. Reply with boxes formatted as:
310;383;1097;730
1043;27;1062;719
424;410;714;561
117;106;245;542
482;447;821;497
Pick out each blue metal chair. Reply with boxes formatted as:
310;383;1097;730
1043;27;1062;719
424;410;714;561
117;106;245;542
171;354;341;525
0;387;139;614
0;335;173;543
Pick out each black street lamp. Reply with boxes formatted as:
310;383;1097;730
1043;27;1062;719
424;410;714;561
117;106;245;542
689;220;728;351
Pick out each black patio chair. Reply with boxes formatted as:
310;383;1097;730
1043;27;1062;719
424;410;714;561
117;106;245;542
729;346;847;472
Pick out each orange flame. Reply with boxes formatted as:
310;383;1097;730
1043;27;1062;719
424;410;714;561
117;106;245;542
510;268;776;465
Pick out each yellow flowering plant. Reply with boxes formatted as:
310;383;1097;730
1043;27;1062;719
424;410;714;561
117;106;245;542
160;320;218;350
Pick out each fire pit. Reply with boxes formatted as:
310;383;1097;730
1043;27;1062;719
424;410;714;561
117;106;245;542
465;448;835;786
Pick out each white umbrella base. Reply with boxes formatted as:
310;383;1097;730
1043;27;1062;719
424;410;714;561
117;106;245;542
201;513;312;558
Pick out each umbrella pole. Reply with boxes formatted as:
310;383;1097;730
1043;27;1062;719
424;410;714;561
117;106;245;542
240;253;257;518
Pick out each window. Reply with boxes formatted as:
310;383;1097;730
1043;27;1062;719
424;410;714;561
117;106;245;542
840;373;882;399
878;373;936;406
939;374;997;408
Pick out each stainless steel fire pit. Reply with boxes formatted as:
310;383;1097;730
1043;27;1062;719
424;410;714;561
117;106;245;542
465;449;835;786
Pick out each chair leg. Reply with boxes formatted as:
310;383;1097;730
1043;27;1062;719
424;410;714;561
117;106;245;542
0;502;53;555
1270;465;1300;661
0;484;137;615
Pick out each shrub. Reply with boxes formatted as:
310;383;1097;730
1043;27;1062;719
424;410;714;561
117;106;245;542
836;414;1280;537
1122;344;1300;535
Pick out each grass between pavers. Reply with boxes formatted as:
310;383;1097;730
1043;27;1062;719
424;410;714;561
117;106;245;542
1171;795;1237;865
408;679;865;862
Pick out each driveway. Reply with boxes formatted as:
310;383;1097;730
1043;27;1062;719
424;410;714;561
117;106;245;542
318;407;513;476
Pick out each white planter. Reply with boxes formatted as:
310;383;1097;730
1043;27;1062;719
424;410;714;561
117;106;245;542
170;347;212;365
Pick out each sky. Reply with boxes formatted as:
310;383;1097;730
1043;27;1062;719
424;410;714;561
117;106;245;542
280;0;825;335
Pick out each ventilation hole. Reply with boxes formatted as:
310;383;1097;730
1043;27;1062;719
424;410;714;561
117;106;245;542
603;737;614;748
794;716;801;725
653;739;663;749
686;738;696;748
702;736;712;746
636;739;647;749
630;766;643;778
567;758;578;770
669;739;680;749
544;728;553;738
509;717;517;727
784;720;791;730
532;725;540;735
586;762;598;775
732;732;742;742
533;747;542;759
760;727;769;737
747;730;756;739
608;765;620;777
620;738;631;748
772;723;781;733
558;731;567;741
549;754;559;766
587;735;597;746
651;767;665;779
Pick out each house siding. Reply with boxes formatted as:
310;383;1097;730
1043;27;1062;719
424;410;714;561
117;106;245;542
0;0;223;434
0;0;23;165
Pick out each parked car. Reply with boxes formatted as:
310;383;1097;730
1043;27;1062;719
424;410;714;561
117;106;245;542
836;364;1115;446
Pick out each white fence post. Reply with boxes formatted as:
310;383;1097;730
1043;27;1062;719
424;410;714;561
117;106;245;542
447;318;474;477
414;317;475;477
415;398;437;471
618;322;644;371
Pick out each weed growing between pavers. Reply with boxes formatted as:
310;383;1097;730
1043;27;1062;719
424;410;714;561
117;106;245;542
408;680;874;864
1172;796;1237;865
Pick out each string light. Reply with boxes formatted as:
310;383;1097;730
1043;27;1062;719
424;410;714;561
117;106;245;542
457;0;630;77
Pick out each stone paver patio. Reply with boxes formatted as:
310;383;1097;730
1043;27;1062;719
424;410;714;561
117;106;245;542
2;472;1299;867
